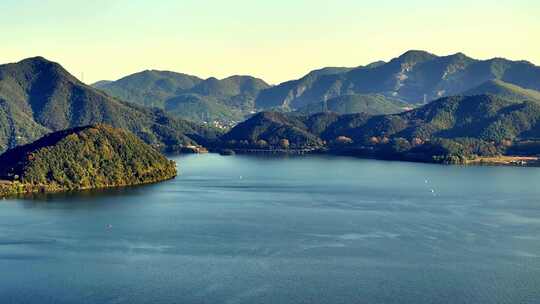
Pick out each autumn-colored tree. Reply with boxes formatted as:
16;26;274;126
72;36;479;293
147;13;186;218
336;136;353;144
279;139;290;149
369;136;380;144
501;139;513;147
412;137;424;146
256;139;269;148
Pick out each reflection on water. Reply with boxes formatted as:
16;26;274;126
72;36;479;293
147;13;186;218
1;154;540;304
10;183;163;210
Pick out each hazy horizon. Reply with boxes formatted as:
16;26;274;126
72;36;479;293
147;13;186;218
2;0;539;84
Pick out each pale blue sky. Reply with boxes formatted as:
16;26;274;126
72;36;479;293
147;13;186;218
1;0;539;84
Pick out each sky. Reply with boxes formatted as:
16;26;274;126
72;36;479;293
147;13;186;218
1;0;539;84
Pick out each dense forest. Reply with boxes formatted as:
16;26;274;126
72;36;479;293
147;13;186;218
0;124;177;196
94;71;270;123
217;94;540;164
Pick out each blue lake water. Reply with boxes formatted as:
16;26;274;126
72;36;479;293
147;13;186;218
1;154;540;304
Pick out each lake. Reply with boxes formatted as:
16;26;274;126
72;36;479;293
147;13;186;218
1;154;540;304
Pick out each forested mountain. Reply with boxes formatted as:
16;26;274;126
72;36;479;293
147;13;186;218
295;94;409;115
463;80;540;102
94;71;270;123
93;51;540;120
0;57;220;153
220;94;540;163
93;70;203;108
0;124;177;196
3;54;540;164
255;50;540;110
221;111;325;148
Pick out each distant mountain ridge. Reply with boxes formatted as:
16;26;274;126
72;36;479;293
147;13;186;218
255;50;540;110
0;57;219;153
93;70;204;108
94;50;540;121
93;70;270;123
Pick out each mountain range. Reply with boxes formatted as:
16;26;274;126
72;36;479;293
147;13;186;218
255;50;540;110
219;94;540;163
0;57;219;153
1;52;540;164
93;51;540;124
93;71;270;123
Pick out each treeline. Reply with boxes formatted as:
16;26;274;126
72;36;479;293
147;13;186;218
215;95;540;164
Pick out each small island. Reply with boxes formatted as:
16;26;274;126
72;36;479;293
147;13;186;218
0;124;177;197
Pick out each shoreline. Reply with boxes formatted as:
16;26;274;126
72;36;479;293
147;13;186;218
0;174;177;199
463;155;539;166
210;148;540;167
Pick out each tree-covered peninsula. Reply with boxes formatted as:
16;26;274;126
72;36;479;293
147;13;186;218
0;124;177;196
217;94;540;165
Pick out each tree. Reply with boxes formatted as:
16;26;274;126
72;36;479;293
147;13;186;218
369;136;379;144
501;139;513;147
391;138;411;153
256;139;268;148
279;139;290;149
412;137;424;146
336;136;353;144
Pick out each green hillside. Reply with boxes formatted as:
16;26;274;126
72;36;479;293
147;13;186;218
464;80;540;102
220;94;540;163
296;94;409;115
221;112;323;149
0;57;220;153
94;72;270;123
164;94;244;122
0;124;177;196
93;70;203;108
